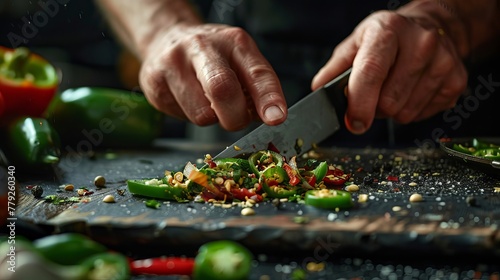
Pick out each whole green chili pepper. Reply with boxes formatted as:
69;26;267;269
1;116;60;171
32;233;108;266
44;87;163;148
0;237;130;280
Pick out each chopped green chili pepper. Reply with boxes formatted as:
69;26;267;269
191;157;262;202
193;240;253;280
127;177;191;201
312;161;328;182
44;87;163;148
145;199;161;209
260;166;298;198
472;148;500;160
451;138;500;160
452;143;475;154
248;150;284;176
304;189;353;210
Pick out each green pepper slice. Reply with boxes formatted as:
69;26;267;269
81;252;130;280
472;148;500;160
248;150;284;177
260;166;298;198
312;161;328;182
304;189;353;210
127;178;190;201
193;240;253;280
452;143;475;155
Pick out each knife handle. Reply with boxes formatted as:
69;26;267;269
323;67;351;123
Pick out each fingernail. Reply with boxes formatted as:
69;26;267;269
264;105;284;122
350;120;366;134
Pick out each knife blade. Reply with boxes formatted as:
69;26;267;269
214;67;351;160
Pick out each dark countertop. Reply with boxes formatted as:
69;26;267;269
5;139;500;279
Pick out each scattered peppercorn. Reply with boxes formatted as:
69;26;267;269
31;185;44;198
363;175;374;185
465;196;477;206
94;175;106;187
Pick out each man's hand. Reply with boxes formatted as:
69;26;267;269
312;8;467;135
139;23;287;131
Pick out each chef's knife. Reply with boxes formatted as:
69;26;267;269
214;67;351;160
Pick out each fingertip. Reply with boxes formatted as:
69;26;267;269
345;114;367;135
311;67;327;90
263;105;286;125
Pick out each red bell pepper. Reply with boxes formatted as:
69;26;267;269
0;46;59;124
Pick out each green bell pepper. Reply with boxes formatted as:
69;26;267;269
193;240;253;280
304;189;353;210
44;87;163;148
1;116;60;171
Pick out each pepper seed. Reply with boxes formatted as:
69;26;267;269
241;207;255;216
103;195;115;203
345;184;359;192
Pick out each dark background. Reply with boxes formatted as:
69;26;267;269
0;0;499;148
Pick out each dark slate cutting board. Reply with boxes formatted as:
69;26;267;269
13;140;500;261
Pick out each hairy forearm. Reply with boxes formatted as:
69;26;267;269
399;0;500;59
94;0;203;59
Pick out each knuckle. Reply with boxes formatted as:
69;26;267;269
139;67;177;111
187;33;210;53
247;64;276;86
191;106;217;127
378;93;401;117
224;26;251;45
413;30;439;61
356;59;387;87
204;68;239;101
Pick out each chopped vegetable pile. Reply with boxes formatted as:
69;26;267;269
452;138;500;160
127;150;353;209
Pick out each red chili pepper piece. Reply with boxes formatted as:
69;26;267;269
387;175;399;182
322;168;350;186
230;188;263;202
283;163;300;186
129;257;195;276
306;175;316;186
